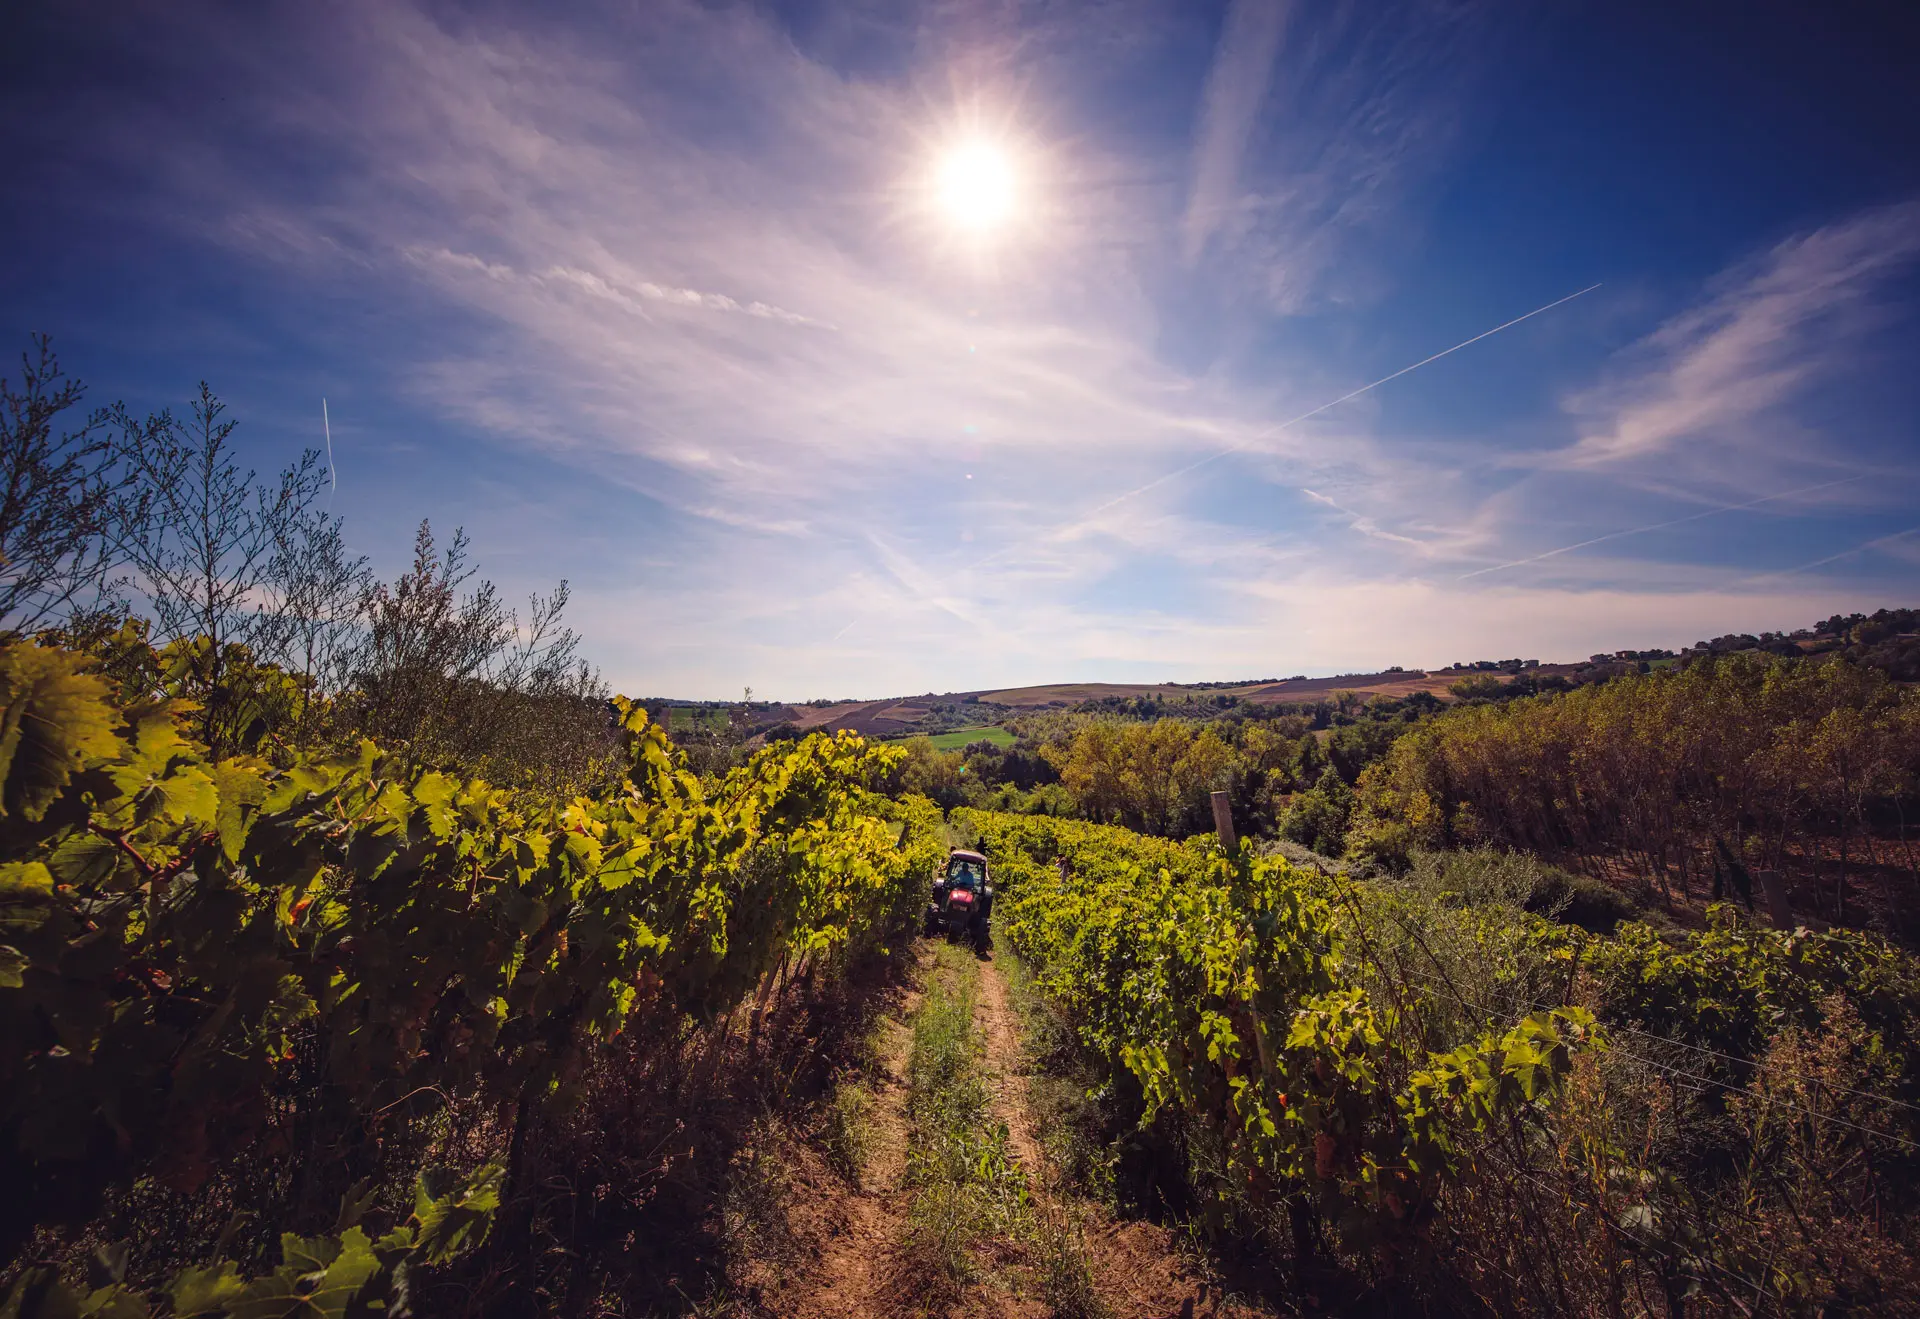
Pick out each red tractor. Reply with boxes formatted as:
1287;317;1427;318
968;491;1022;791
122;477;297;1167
925;848;993;952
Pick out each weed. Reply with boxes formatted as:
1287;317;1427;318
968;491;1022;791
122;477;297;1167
891;942;1045;1308
994;934;1119;1204
821;1083;874;1182
720;1121;793;1277
1031;1205;1108;1319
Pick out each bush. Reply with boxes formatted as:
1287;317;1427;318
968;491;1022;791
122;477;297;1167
1527;864;1642;933
1403;847;1541;908
0;654;935;1294
1398;848;1642;933
1447;673;1506;700
971;807;1920;1314
1345;817;1417;875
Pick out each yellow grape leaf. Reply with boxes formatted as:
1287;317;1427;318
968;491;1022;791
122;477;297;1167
413;772;459;840
0;861;56;931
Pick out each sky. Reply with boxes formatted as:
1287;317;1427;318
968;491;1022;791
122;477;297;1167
3;0;1918;700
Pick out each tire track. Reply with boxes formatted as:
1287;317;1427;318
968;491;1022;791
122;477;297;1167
973;953;1269;1319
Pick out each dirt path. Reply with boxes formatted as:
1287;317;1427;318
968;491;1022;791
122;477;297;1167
973;954;1259;1319
770;978;921;1318
753;948;1264;1319
973;955;1044;1173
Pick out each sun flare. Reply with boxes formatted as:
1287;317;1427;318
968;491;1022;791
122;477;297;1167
934;139;1018;232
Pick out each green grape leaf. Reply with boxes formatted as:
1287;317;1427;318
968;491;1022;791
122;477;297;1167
167;1263;244;1318
78;1289;147;1319
1;1268;76;1319
0;1268;151;1319
139;764;218;829
214;762;269;861
275;1233;340;1276
47;831;125;889
412;1164;502;1264
0;646;121;823
261;762;334;814
84;1246;128;1291
227;1227;380;1319
334;1178;378;1233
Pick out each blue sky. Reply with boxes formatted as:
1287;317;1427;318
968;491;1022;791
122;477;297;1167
4;0;1918;699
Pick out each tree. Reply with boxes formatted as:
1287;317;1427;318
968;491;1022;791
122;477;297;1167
0;337;124;632
1170;727;1238;835
1280;766;1355;857
266;507;371;745
111;382;328;753
1290;732;1329;788
353;519;512;748
345;520;612;789
1353;654;1920;924
1448;673;1506;701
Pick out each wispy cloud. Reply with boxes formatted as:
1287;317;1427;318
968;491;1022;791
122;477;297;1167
1737;524;1920;584
1182;0;1292;264
1458;475;1870;580
1173;1;1488;314
1552;202;1920;477
540;262;835;328
26;0;1919;697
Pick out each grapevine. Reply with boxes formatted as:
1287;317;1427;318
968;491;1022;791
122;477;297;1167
0;642;938;1306
956;807;1606;1236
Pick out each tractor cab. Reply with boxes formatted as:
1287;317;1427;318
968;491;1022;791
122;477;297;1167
944;852;987;891
927;849;994;950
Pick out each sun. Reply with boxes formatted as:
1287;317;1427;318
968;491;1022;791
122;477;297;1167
934;139;1018;232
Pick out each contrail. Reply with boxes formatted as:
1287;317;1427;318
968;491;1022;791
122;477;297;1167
1459;474;1868;580
1738;523;1920;583
322;398;337;507
979;282;1602;566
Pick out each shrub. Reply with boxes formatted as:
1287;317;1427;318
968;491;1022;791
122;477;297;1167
1527;864;1642;932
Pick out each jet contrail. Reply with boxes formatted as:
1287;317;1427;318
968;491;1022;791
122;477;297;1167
975;282;1602;568
322;398;337;507
1459;474;1868;580
1737;523;1920;583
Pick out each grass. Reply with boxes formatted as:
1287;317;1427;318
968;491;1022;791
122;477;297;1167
720;1117;794;1275
993;931;1118;1206
821;1084;875;1183
924;725;1015;750
1031;1205;1107;1319
893;944;1030;1306
902;939;1113;1318
819;985;899;1184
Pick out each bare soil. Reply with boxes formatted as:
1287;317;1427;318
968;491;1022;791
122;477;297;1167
738;946;1270;1319
747;981;921;1318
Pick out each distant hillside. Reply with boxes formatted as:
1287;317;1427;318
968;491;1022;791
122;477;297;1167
647;604;1918;740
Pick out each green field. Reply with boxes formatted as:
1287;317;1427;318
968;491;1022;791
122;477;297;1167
667;707;729;731
924;726;1015;750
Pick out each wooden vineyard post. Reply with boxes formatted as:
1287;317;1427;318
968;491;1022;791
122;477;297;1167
1756;870;1794;929
1211;791;1237;850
